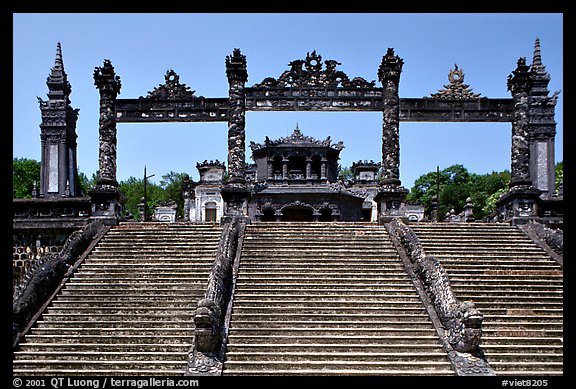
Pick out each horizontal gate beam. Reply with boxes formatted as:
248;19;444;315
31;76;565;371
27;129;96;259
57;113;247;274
114;95;514;123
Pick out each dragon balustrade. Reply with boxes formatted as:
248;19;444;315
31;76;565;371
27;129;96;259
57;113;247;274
386;218;494;375
188;216;246;375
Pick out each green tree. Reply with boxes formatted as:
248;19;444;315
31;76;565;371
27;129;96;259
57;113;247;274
555;161;563;194
77;171;98;196
13;158;41;198
337;165;354;180
118;176;165;221
407;164;510;221
159;171;188;218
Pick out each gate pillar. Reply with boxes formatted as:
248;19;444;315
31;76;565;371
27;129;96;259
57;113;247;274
90;59;123;225
376;48;408;223
225;48;248;185
497;57;539;225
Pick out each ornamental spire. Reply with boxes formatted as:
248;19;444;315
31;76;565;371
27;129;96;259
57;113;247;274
55;42;63;69
532;37;542;67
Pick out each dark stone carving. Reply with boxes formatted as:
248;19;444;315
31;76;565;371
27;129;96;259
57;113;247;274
94;59;122;188
400;97;514;122
146;69;196;100
386;218;493;375
13;219;107;348
522;220;563;257
378;48;403;185
507;57;533;189
193;216;245;352
430;64;482;99
38;43;81;198
226;49;248;184
186;350;222;376
197;159;226;169
250;127;344;152
253;50;375;88
387;218;483;353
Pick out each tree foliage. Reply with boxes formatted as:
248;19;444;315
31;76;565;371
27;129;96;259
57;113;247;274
406;164;510;221
555;161;563;194
118;171;189;220
13;158;41;198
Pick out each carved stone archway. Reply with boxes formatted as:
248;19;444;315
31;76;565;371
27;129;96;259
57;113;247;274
91;40;557;224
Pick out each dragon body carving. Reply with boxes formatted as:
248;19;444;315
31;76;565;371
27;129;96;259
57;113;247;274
387;218;483;353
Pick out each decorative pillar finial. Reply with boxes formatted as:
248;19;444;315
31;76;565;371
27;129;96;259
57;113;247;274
533;37;542;67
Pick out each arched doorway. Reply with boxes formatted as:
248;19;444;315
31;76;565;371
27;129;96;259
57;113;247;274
319;208;333;222
282;206;314;222
204;201;217;222
261;208;276;222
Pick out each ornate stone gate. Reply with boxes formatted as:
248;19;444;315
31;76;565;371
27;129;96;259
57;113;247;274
90;39;558;224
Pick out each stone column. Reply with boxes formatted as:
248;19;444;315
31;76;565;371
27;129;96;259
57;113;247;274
58;136;68;196
375;48;409;224
378;48;404;186
507;57;533;189
305;158;312;179
320;159;327;180
497;57;540;225
267;159;273;179
93;59;121;189
527;38;558;198
39;136;46;197
225;49;248;185
91;59;122;225
282;158;289;179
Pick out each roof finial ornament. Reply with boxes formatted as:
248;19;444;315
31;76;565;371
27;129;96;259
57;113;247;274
55;42;63;69
533;37;543;67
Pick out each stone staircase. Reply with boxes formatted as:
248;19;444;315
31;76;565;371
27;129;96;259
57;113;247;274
13;222;222;376
223;222;455;376
410;223;563;376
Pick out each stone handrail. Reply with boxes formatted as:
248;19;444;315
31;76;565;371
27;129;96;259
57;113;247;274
13;218;108;349
386;218;483;353
194;216;244;352
519;220;563;264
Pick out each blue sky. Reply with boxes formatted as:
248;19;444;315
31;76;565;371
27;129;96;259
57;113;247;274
12;13;563;189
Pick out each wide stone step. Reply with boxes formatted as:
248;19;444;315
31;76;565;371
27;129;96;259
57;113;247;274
231;307;428;315
36;320;194;329
481;344;563;354
232;294;425;302
224;351;450;362
235;275;411;282
222;360;453;372
234;282;413;288
13;350;188;362
227;334;443;345
231;300;425;308
48;300;198;308
236;272;407;278
72;271;211;278
481;336;563;345
28;327;194;336
482;328;563;338
225;343;446;353
12;360;187;371
64;280;208;286
228;328;437;337
16;342;190;353
222;368;455;376
488;361;563;372
23;334;192;344
229;320;436;329
85;257;214;263
230;313;433;321
40;313;194;322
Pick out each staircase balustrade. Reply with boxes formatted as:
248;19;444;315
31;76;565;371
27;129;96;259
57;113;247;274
386;218;494;375
189;216;246;375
